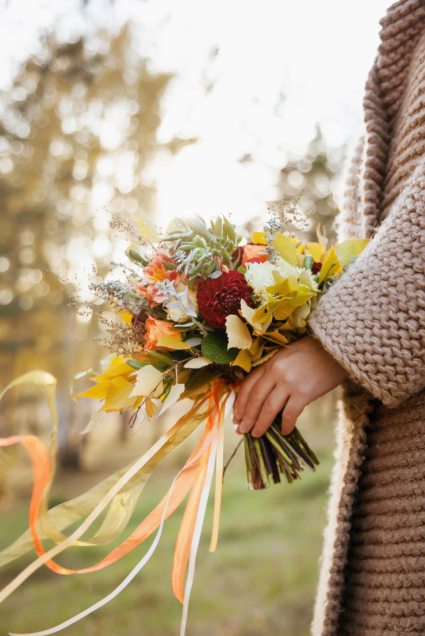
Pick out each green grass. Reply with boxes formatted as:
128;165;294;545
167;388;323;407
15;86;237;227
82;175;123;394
0;409;336;636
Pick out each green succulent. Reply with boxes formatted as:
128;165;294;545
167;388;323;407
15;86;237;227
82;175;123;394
165;215;242;280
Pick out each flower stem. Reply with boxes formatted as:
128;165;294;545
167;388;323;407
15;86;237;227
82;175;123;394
244;416;319;490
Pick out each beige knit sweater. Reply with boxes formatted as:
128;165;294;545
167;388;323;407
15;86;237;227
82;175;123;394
308;1;425;634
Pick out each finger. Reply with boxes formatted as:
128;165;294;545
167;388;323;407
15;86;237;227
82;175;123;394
281;395;305;436
251;386;289;438
233;366;265;423
237;374;277;435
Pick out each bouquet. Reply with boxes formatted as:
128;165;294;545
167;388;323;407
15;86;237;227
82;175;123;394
0;211;367;636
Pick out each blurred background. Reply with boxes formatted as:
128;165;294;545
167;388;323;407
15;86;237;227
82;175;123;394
0;1;391;634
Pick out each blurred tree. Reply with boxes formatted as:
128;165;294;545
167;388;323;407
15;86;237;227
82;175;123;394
275;126;344;242
0;25;187;468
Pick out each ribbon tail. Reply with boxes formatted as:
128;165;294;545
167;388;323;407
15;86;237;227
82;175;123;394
0;400;205;604
180;438;217;636
172;388;220;603
7;451;202;636
209;393;230;552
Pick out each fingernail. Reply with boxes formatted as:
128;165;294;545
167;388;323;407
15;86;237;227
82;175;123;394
239;421;250;434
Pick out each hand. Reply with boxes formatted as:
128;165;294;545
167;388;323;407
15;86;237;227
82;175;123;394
233;335;347;437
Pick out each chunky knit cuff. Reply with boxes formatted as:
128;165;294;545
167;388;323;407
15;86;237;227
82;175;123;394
308;161;425;409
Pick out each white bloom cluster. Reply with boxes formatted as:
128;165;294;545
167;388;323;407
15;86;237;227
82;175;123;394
245;259;318;302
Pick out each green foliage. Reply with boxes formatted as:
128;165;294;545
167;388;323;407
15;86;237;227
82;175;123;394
166;216;241;280
201;331;238;364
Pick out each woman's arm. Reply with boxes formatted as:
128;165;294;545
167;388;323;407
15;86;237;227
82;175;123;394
234;158;425;436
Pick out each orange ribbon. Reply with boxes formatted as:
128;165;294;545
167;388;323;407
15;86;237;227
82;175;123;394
1;381;228;606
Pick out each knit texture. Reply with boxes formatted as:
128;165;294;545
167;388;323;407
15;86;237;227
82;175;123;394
309;1;425;634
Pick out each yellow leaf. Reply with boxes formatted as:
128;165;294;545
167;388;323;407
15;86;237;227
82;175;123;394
157;334;192;350
252;348;279;367
184;357;212;369
335;238;369;267
92;357;134;382
299;270;318;290
225;315;253;350
102;376;136;412
136;215;159;242
145;398;161;418
251;231;268;245
130;365;164;399
249;337;263;358
271;285;315;320
252;304;273;330
240;299;271;333
77;382;110;400
319;246;343;284
315;223;328;248
231;350;252;373
272;232;298;265
266;330;290;345
304;241;325;262
287;304;311;328
266;275;299;297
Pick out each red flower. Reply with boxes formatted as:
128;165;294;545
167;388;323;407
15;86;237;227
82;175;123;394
196;270;254;329
312;261;322;275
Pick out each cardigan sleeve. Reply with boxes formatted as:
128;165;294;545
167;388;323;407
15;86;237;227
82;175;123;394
308;159;425;408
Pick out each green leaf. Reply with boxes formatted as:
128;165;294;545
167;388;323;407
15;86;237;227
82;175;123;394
201;331;238;364
185;366;220;391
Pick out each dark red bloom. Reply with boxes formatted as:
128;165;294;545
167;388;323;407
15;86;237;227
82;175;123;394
196;270;254;329
312;261;322;274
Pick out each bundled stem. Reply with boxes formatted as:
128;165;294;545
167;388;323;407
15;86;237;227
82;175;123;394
243;416;319;490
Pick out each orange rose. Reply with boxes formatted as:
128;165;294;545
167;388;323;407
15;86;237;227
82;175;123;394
242;244;268;267
144;317;180;350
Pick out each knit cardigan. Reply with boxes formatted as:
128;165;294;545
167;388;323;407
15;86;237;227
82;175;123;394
308;1;425;634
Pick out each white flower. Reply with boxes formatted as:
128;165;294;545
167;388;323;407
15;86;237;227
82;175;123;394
245;259;317;301
275;257;301;280
245;262;277;299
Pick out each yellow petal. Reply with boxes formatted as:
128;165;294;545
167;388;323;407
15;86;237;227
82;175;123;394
225;314;253;350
